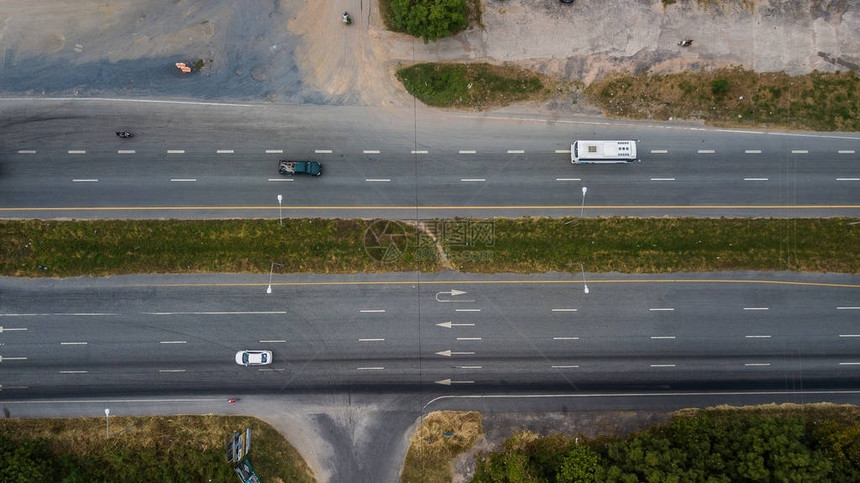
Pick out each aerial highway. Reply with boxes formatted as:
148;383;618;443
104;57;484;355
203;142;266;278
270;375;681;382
1;99;859;219
2;272;859;400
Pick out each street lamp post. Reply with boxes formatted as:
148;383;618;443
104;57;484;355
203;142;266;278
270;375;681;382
580;186;588;217
104;408;110;438
277;194;283;226
266;262;284;294
579;262;589;294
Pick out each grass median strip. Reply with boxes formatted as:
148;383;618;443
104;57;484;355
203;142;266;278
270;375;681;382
0;218;857;277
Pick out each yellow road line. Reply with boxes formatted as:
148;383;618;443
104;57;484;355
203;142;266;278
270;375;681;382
1;205;860;212
130;279;860;289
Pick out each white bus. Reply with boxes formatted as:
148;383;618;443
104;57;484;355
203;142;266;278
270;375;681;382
571;140;638;164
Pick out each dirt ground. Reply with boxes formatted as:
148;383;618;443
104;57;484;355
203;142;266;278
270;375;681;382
1;0;857;109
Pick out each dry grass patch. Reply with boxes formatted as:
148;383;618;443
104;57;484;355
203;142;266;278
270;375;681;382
402;411;482;483
586;67;860;131
0;415;315;482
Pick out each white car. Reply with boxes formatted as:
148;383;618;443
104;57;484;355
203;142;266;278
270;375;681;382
235;350;272;366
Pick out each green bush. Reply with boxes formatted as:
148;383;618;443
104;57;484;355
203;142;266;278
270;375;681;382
471;407;860;482
711;78;729;96
386;0;469;43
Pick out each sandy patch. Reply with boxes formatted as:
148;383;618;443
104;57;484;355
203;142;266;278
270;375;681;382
288;0;416;106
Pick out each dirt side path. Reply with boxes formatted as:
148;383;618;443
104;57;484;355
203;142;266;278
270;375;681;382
288;0;416;107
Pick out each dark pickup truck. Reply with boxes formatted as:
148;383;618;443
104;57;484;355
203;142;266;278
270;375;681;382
278;160;322;177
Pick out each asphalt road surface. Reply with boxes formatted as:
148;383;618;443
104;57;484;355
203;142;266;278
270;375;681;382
1;99;859;219
3;271;860;399
3;271;860;481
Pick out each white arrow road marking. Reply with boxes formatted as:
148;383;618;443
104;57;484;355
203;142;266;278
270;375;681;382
435;290;474;302
436;321;476;328
435;379;475;385
435;350;476;357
